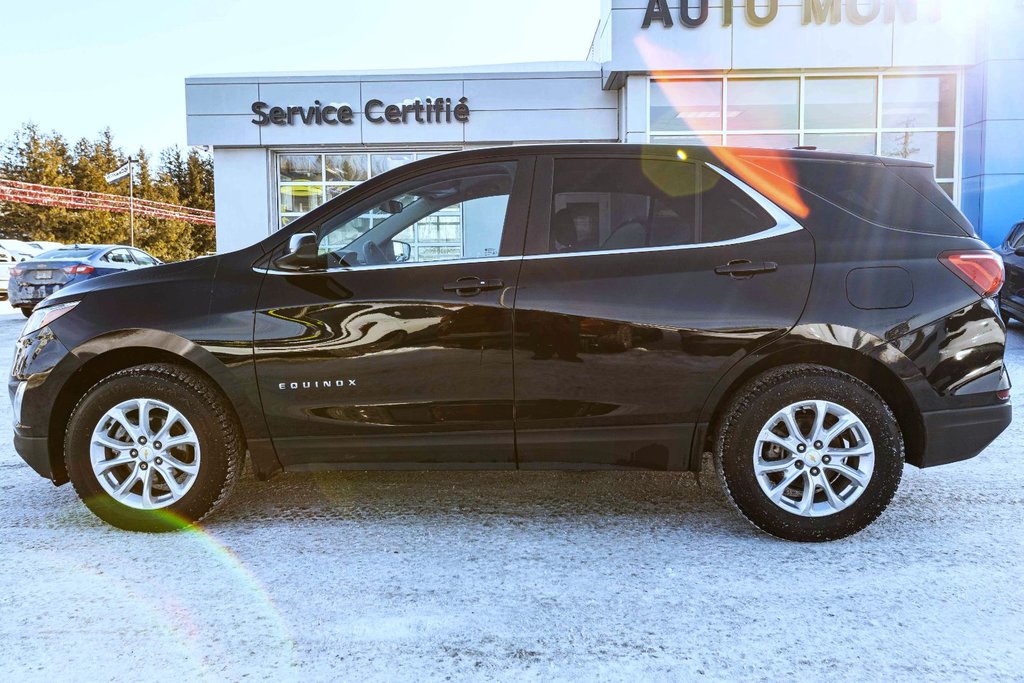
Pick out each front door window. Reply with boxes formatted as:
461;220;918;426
316;162;517;269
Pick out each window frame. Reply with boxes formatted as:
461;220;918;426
525;154;800;259
648;70;963;203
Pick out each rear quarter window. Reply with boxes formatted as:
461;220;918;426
746;157;972;237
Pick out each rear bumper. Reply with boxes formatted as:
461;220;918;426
9;281;63;306
917;402;1012;468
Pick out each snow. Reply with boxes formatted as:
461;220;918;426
0;299;1022;681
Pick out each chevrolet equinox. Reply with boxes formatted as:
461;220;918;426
10;145;1012;541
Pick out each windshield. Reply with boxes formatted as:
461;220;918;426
36;248;97;260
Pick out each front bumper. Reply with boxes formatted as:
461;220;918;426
13;432;53;481
917;402;1012;468
10;328;78;484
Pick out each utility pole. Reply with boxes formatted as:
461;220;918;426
128;157;135;247
104;158;136;246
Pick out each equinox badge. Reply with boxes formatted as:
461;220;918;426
278;380;357;390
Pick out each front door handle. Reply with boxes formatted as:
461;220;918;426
714;260;778;279
443;276;505;297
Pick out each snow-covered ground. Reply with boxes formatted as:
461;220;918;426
0;298;1022;682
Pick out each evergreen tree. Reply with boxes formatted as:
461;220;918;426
0;123;216;260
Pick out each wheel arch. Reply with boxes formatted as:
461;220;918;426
695;329;926;471
48;330;274;485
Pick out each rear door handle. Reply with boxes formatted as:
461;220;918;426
714;260;778;279
443;276;505;296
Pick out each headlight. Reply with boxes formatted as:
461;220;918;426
22;301;79;337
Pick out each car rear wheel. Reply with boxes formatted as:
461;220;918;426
714;364;903;542
65;363;242;531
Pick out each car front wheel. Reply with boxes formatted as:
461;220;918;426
65;363;242;531
715;364;903;542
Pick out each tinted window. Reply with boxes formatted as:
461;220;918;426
756;158;972;237
547;158;777;255
700;166;776;243
318;161;516;268
550;158;698;254
36;248;98;260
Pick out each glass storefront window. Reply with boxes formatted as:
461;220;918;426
653;135;723;146
650;72;959;198
371;153;414;177
650;80;723;133
882;75;956;128
805;78;877;130
881;131;956;178
326;184;358;201
278;154;322;182
728;134;799;150
727;79;799;130
326;155;368;182
279;185;323;214
803;133;877;155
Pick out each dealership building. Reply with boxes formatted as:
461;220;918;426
185;0;1024;253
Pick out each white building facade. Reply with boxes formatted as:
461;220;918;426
186;0;1024;251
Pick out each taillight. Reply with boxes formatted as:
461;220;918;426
939;250;1004;297
10;266;24;277
62;264;95;275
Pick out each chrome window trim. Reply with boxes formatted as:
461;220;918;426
522;223;802;261
256;255;523;276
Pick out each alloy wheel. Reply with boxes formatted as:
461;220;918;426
752;400;874;517
89;398;202;510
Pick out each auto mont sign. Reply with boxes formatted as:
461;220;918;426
640;0;941;29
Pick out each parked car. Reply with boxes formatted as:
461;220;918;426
998;220;1024;326
0;247;18;301
0;239;38;261
27;240;64;253
8;244;161;316
9;145;1012;540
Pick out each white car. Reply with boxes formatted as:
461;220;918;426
0;239;39;261
27;241;63;253
0;247;17;301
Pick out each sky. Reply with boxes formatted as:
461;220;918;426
0;0;600;157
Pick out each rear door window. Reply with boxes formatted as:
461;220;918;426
543;157;779;255
548;158;698;254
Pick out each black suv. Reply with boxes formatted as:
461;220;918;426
10;145;1012;541
998;219;1024;326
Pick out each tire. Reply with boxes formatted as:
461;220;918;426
714;364;903;542
65;363;243;531
20;306;32;318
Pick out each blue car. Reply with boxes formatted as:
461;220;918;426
9;245;162;316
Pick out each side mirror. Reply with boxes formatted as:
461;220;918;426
273;232;320;271
392;240;412;263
